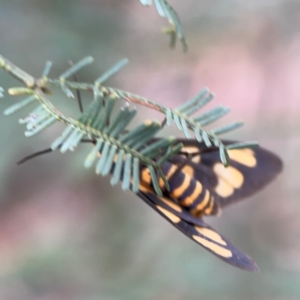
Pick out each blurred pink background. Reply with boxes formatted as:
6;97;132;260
0;1;299;299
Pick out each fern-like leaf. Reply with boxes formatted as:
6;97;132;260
1;54;258;196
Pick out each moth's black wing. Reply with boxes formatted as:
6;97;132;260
137;189;259;271
134;139;282;270
169;140;283;208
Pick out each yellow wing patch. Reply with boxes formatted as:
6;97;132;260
214;177;234;197
191;155;201;164
192;235;232;258
181;146;199;154
156;206;180;223
181;146;201;163
195;226;226;246
213;163;244;197
228;149;257;167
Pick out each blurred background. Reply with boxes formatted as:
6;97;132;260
0;0;299;299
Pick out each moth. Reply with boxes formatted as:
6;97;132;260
19;136;282;271
10;87;282;272
136;139;282;271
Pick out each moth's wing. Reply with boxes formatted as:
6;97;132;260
170;140;283;208
138;190;259;271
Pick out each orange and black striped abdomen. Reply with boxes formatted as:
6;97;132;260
141;162;220;217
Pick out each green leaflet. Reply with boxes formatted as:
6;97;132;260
139;0;187;51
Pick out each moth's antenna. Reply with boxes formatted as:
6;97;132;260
17;147;54;165
17;139;96;165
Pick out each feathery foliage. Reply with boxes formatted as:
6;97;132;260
0;54;258;196
139;0;187;51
